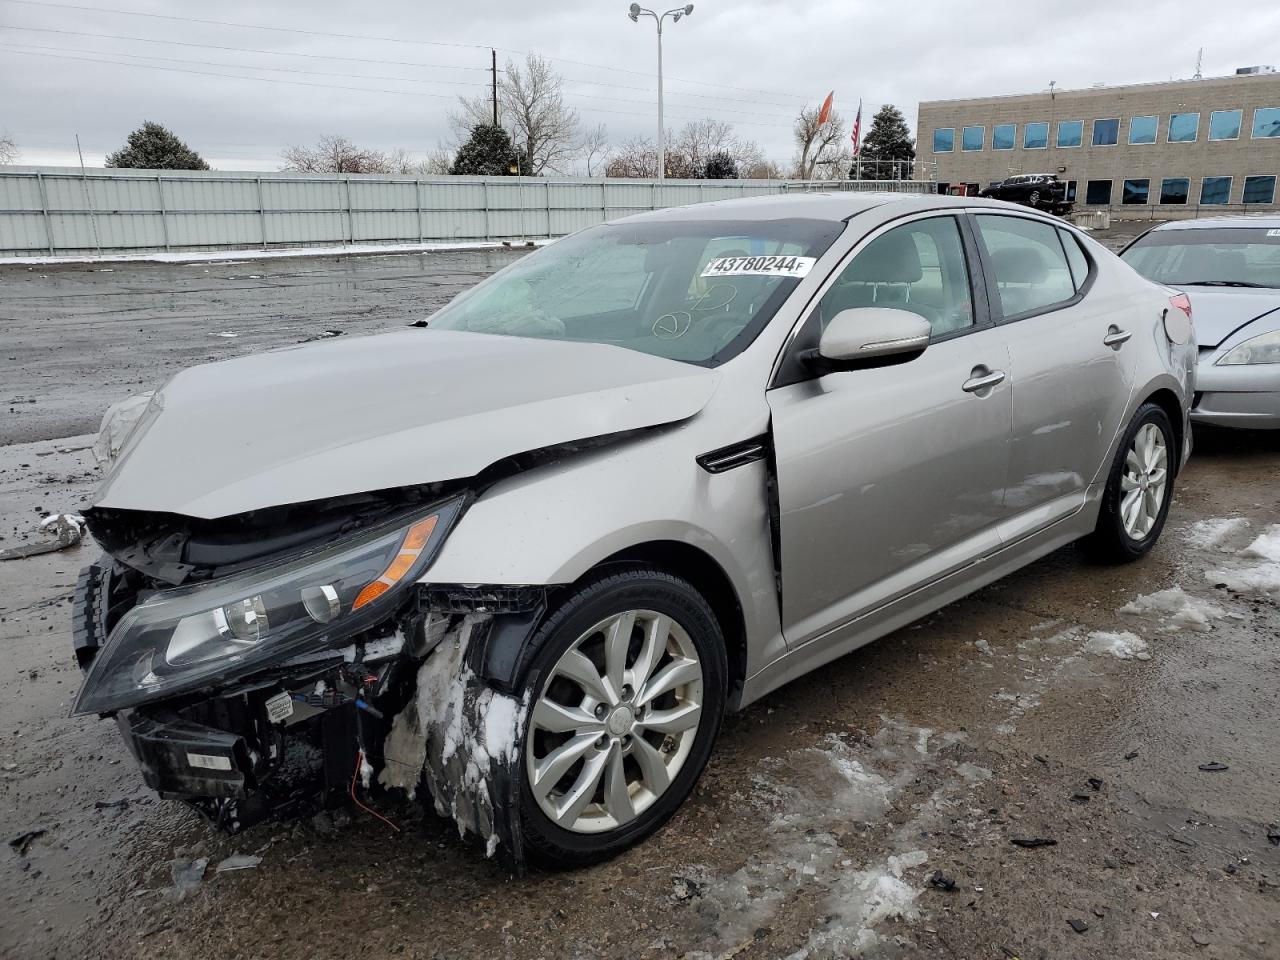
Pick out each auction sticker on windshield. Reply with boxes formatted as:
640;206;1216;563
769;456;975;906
701;255;816;278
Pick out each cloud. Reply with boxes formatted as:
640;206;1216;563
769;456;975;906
2;0;1276;171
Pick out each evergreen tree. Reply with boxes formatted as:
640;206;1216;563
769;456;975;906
704;151;739;179
450;124;530;176
105;122;209;170
853;105;915;180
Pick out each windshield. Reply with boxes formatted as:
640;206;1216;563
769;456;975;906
1121;226;1280;288
425;218;845;365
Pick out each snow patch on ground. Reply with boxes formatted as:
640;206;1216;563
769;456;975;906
1083;630;1151;661
684;718;975;958
1205;523;1280;599
1119;586;1225;632
0;238;554;267
788;851;929;960
1184;517;1251;551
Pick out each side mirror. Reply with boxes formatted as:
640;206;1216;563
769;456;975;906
814;308;932;368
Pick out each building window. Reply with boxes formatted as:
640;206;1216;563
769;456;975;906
1208;110;1242;141
991;123;1015;150
1123;179;1150;204
1085;180;1113;205
1128;116;1158;145
1168;112;1199;142
1200;177;1232;204
1159;178;1190;204
1056;120;1083;148
1242;175;1277;204
1065;180;1078;202
961;126;984;151
1252;107;1280;138
1092;118;1120;146
933;128;954;153
1023;121;1049;149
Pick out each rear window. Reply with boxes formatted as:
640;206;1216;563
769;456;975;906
1121;227;1280;288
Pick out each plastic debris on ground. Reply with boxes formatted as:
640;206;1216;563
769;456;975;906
169;857;207;896
214;854;262;873
0;514;85;560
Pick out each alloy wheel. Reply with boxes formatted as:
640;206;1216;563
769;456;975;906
1120;422;1168;540
525;609;704;834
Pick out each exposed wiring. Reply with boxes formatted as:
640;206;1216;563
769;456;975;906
350;749;400;833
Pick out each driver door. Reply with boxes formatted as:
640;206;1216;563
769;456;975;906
766;214;1012;649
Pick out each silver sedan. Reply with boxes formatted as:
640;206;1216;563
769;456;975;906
72;193;1194;867
1122;215;1280;429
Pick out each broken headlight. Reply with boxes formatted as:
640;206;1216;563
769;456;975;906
72;496;466;716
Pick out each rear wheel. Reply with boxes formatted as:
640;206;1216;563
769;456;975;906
1083;403;1175;562
517;566;726;867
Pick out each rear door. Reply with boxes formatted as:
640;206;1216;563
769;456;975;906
970;213;1137;541
767;213;1012;648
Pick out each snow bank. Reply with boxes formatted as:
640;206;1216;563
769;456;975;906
0;238;553;267
1184;517;1250;551
1083;630;1150;661
1204;523;1280;599
1118;586;1225;632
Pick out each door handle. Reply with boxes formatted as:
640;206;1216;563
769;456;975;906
1103;327;1132;348
962;370;1006;393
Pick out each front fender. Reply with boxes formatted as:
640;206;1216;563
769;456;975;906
421;427;786;677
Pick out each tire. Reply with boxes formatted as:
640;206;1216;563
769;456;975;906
1028;190;1042;206
1083;403;1176;563
516;565;727;868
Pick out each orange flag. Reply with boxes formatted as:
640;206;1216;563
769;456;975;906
817;91;834;126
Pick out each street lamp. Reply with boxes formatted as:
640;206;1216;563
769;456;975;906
627;4;694;179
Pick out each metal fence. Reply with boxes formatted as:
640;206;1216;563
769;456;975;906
0;167;932;258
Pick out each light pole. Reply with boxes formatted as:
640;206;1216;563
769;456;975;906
628;3;693;180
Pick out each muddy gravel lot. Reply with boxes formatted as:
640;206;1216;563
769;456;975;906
2;231;1279;960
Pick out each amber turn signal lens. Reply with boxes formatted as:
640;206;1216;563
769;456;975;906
352;515;439;611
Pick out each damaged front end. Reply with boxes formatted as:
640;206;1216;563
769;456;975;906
72;490;542;861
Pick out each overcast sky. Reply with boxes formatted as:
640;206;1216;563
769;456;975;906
2;0;1277;172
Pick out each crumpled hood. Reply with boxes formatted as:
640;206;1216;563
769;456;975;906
1175;287;1280;348
94;329;719;519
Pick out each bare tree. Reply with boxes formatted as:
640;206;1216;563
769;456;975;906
0;131;20;165
280;135;391;173
741;158;785;179
604;135;658;178
453;54;579;176
604;121;771;179
578;123;611;177
791;105;846;180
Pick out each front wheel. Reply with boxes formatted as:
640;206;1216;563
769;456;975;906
1083;403;1176;562
517;566;727;867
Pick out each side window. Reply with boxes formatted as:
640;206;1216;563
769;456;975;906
975;215;1076;318
817;217;975;336
1058;229;1091;290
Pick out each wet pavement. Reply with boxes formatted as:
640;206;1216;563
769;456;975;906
3;236;1279;960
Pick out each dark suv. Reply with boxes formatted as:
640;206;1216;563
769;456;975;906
980;174;1073;215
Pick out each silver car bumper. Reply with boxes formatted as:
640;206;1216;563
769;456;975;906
1191;355;1280;429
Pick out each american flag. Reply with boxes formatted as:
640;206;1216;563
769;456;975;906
851;99;863;157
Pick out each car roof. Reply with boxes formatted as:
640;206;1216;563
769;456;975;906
1149;215;1280;232
612;191;1021;225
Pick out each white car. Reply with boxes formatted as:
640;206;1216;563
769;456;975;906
1122;216;1280;428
